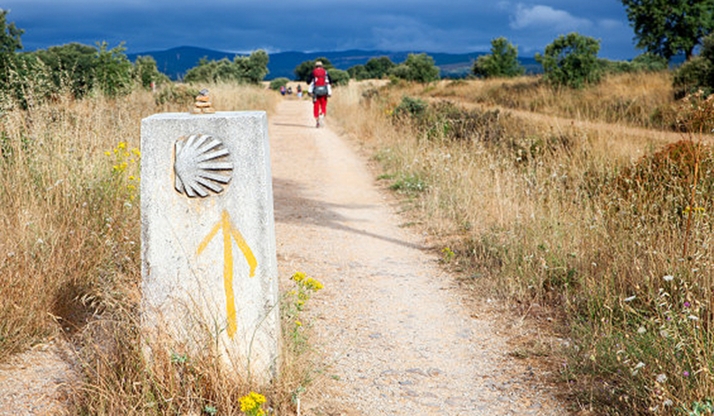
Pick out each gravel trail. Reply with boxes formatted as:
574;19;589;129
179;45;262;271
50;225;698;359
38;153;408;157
270;98;568;415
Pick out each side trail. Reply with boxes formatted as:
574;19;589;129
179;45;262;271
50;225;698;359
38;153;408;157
270;98;567;415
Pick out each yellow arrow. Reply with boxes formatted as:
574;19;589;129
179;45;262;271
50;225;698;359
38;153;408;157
197;209;257;338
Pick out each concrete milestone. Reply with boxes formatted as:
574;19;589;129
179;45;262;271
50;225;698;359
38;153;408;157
140;111;279;382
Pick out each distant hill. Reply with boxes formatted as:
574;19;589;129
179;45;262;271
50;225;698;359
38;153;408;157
128;46;542;81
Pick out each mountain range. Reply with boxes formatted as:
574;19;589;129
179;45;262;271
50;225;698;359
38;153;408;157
127;46;542;81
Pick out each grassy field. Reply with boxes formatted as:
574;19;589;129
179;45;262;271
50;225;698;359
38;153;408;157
0;82;316;414
330;74;714;415
1;72;713;414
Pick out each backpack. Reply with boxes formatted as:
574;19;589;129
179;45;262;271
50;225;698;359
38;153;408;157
312;68;329;97
313;84;328;97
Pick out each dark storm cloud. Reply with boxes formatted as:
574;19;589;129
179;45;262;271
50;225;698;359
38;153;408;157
3;0;638;59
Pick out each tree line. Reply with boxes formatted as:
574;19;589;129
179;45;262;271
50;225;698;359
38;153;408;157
1;0;713;104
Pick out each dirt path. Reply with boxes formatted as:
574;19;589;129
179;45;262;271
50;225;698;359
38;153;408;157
0;98;569;415
270;98;568;415
0;339;78;415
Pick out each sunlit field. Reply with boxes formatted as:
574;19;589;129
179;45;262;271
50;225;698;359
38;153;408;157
331;74;714;415
2;70;713;414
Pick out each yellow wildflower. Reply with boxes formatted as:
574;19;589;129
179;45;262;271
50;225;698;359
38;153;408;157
239;391;266;414
305;278;324;291
291;271;306;283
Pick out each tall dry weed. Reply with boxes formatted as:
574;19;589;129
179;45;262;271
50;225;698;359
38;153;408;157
0;79;306;414
332;77;714;414
427;72;675;129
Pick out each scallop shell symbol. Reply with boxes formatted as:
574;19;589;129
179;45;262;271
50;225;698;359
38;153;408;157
174;134;233;198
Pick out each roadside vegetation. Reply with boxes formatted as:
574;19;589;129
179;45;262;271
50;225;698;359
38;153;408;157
330;70;714;414
2;2;714;414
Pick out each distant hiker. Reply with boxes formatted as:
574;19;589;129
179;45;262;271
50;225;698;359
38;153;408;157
307;60;332;128
287;86;293;95
296;84;303;98
280;85;286;96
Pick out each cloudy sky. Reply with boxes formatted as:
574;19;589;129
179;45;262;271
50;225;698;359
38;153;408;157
3;0;640;60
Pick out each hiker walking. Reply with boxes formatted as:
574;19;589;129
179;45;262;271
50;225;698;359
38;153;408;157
307;60;331;128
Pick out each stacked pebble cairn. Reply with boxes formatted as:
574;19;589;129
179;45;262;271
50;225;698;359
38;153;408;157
192;89;216;114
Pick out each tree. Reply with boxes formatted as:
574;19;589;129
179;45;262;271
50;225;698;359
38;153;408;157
133;55;169;89
294;57;333;82
184;50;269;84
472;37;524;78
34;43;101;98
0;9;23;81
364;56;395;79
347;64;368;80
621;0;714;61
233;49;269;84
94;41;133;97
535;33;601;89
390;53;440;83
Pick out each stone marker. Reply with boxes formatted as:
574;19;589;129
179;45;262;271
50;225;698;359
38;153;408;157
140;111;279;382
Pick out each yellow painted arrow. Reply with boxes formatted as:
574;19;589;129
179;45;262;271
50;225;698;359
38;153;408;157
197;209;257;338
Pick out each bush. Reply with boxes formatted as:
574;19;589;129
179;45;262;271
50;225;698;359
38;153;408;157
674;57;712;98
154;83;199;107
328;68;349;86
269;77;289;90
598;53;668;75
392;95;428;118
674;33;714;98
390;53;440;84
133;55;169;90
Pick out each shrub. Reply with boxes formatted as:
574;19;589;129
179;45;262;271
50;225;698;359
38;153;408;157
133;55;169;90
328;68;350;86
269;77;289;90
390;53;440;84
392;95;428;118
598;54;668;75
674;33;714;98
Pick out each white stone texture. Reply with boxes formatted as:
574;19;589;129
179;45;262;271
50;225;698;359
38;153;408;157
140;112;279;382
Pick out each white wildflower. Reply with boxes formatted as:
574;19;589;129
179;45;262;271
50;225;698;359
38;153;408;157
688;315;700;321
656;373;667;383
663;275;674;282
637;326;646;334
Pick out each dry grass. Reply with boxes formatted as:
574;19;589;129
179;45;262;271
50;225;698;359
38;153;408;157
424;71;676;129
0;81;320;415
3;72;713;414
331;75;714;414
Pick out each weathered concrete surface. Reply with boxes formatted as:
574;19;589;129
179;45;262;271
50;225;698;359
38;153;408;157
140;112;279;382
